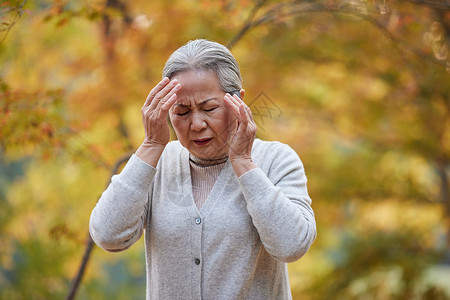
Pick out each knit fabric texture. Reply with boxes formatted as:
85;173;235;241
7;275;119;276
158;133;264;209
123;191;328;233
189;154;227;209
90;139;316;300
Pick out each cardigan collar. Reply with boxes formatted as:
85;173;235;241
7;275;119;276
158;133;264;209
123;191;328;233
189;153;228;167
181;147;235;216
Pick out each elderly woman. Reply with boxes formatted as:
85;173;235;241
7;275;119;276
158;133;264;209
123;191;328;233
89;39;316;299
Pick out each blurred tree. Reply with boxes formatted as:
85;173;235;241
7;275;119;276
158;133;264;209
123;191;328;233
0;0;27;43
1;0;449;299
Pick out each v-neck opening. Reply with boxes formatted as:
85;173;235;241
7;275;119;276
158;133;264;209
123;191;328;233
181;147;233;218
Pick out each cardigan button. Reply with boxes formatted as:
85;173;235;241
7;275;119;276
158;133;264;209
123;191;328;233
194;258;201;265
195;217;201;225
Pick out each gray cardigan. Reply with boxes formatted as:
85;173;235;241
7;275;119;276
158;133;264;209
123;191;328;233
89;139;316;300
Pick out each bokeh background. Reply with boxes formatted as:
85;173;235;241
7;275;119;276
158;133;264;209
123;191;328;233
1;0;450;299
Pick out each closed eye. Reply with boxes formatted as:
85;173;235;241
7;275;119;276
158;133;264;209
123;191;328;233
204;106;218;112
176;111;189;116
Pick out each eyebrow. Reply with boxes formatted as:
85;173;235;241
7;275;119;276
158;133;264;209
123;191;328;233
174;98;218;108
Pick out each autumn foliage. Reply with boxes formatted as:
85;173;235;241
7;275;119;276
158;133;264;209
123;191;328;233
1;0;450;299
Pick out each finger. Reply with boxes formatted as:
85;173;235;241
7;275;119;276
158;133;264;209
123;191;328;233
227;94;251;123
155;83;181;111
143;77;170;108
243;103;255;123
224;93;240;116
149;79;179;110
159;93;178;114
230;95;251;120
227;93;241;108
148;79;180;111
224;95;247;129
245;106;255;123
238;103;249;125
233;95;255;123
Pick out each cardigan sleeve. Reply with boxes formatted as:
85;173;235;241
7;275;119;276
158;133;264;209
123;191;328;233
238;143;316;263
89;154;156;252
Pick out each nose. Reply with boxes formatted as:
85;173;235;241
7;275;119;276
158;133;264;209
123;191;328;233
190;112;207;131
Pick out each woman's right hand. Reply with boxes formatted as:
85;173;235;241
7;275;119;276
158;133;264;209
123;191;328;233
136;77;181;166
141;77;181;146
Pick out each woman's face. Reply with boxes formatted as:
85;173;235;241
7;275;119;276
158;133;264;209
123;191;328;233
169;69;238;160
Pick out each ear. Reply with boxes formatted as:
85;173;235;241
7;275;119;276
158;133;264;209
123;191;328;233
239;89;245;100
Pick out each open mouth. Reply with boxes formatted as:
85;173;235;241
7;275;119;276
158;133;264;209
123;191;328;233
193;138;213;146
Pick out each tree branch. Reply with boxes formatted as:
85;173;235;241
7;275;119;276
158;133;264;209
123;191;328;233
66;152;132;300
228;0;449;68
227;0;268;49
0;0;27;44
362;14;448;67
401;0;450;11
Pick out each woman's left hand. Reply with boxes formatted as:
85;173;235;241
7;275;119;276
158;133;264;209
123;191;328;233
224;93;257;176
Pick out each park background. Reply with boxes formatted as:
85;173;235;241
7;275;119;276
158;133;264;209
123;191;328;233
1;0;450;299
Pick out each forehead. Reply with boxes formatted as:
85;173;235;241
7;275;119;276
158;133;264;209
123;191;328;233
172;70;223;106
172;70;222;95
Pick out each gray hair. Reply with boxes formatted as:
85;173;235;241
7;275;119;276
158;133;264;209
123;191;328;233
162;39;242;92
